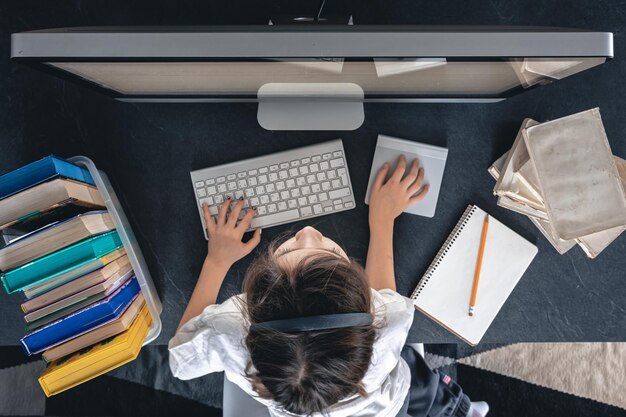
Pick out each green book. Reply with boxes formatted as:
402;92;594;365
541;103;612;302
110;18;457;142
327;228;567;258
1;231;122;294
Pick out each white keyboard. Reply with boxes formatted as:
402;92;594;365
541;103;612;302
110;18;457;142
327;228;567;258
191;139;356;239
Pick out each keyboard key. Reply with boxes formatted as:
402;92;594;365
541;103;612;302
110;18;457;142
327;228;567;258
333;150;343;157
299;166;309;175
225;192;235;200
256;185;265;195
248;177;258;186
339;173;349;186
228;181;237;191
307;175;316;184
258;175;268;184
329;188;351;199
281;190;290;200
308;195;318;204
296;177;306;186
235;191;244;199
316;172;326;181
313;204;323;214
291;188;301;197
302;186;311;195
279;170;288;180
280;162;289;169
345;201;355;208
290;160;300;167
217;184;227;193
310;163;319;173
321;182;331;191
204;196;214;206
336;203;344;210
251;209;299;228
248;169;258;176
298;197;308;206
278;201;288;211
238;179;247;188
289;168;299;176
286;179;296;188
269;173;278;182
215;195;224;204
300;206;313;217
245;188;255;197
330;158;344;168
312;155;321;162
320;161;329;170
322;153;332;160
217;176;226;183
311;184;321;193
206;178;216;185
327;170;337;179
259;167;269;174
331;179;342;188
250;197;260;206
260;195;270;204
271;193;280;202
319;192;328;201
237;172;246;179
207;186;217;195
268;204;278;213
197;188;207;198
227;174;237;181
301;157;311;164
195;181;205;188
324;206;333;213
270;165;279;171
266;183;276;192
257;205;267;215
288;199;298;208
276;181;286;190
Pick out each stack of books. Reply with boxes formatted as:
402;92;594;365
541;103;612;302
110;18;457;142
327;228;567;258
489;108;626;258
0;156;152;396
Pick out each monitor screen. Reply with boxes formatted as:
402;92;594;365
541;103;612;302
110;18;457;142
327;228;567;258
12;26;613;102
48;58;605;98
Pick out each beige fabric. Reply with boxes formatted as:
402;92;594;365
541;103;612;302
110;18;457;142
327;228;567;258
459;343;626;410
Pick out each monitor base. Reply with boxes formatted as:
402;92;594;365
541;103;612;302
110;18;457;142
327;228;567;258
257;82;364;131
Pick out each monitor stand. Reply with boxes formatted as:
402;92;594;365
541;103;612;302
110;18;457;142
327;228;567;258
257;82;364;131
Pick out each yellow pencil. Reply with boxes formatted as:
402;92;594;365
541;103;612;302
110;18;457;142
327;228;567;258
469;214;489;316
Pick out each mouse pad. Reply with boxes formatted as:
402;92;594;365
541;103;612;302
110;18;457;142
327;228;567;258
364;135;448;218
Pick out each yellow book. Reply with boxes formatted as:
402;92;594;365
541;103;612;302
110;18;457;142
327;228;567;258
38;304;152;397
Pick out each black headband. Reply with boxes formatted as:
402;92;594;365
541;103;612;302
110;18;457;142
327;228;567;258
249;313;373;333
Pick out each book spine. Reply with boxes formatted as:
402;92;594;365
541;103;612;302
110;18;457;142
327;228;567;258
411;205;478;300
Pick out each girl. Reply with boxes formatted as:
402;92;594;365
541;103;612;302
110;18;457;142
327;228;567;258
169;155;488;417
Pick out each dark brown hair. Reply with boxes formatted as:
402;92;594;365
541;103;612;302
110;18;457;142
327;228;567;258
242;242;376;416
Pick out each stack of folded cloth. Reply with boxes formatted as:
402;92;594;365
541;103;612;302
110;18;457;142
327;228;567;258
489;108;626;258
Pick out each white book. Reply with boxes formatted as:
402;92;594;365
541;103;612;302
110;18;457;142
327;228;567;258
523;108;626;239
411;205;537;345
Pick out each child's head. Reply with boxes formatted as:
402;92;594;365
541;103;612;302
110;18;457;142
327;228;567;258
243;227;376;416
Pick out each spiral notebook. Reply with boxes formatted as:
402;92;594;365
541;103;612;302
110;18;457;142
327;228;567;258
411;205;537;345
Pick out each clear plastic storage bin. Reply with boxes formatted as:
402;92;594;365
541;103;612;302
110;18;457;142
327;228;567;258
69;156;162;344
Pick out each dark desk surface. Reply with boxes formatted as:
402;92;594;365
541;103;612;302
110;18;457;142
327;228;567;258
1;0;625;345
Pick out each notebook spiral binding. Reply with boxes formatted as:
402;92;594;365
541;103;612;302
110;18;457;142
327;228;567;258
410;205;477;299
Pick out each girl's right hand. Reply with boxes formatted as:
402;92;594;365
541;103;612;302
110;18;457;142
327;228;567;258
368;155;429;226
203;198;261;268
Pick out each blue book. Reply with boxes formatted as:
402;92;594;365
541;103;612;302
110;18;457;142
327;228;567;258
20;277;140;355
1;230;122;294
0;155;95;201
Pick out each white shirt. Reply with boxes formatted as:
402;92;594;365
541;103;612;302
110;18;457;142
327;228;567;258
168;288;415;417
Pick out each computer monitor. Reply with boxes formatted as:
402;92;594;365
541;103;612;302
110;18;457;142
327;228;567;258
11;26;613;130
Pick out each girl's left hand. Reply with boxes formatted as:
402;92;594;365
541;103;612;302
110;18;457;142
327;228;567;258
203;198;261;268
